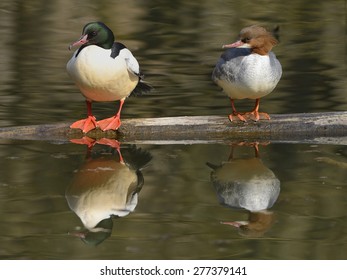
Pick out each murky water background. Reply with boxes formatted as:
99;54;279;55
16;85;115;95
0;0;346;259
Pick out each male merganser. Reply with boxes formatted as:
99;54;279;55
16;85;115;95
212;25;282;122
66;142;152;245
67;22;151;133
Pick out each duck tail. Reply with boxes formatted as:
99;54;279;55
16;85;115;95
122;145;152;170
130;79;153;97
206;162;220;170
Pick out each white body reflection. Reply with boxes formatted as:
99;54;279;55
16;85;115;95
208;144;280;237
66;139;151;245
67;158;139;229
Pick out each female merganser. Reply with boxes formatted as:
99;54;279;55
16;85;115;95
67;22;151;133
207;144;280;237
212;25;282;122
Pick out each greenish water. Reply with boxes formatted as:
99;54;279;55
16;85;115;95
0;0;346;259
0;141;347;259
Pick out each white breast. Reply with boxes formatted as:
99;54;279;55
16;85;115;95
213;51;282;99
212;158;280;212
71;164;138;229
67;45;139;102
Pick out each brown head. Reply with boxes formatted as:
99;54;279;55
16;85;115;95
223;25;278;55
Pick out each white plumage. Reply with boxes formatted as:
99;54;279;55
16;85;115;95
67;45;139;102
67;22;151;133
212;25;282;122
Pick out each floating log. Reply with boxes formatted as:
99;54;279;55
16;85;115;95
0;112;346;145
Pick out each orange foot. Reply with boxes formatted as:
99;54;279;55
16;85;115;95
70;116;97;133
243;111;270;122
96;138;121;149
97;116;121;131
97;138;123;162
70;136;96;148
228;112;247;122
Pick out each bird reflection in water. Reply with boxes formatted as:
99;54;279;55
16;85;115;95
207;143;280;237
66;137;152;245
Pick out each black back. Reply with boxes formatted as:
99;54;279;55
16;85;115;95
110;42;127;58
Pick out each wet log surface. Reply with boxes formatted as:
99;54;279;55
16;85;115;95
0;112;346;145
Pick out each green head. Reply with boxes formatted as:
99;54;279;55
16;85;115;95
69;21;115;50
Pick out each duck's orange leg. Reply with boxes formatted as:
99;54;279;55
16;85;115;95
228;98;247;122
96;138;124;163
244;99;270;121
97;99;125;131
70;100;98;133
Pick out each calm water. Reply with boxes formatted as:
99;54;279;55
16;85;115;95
0;0;346;259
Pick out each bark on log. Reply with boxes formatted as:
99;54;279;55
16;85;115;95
0;112;346;145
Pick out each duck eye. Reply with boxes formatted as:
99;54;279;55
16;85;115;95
242;37;250;43
90;31;97;37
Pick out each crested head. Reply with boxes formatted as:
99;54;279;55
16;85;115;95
223;25;278;55
69;22;115;51
238;25;278;55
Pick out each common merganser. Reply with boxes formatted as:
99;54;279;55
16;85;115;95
212;25;282;122
67;22;151;133
66;142;152;245
207;144;280;237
